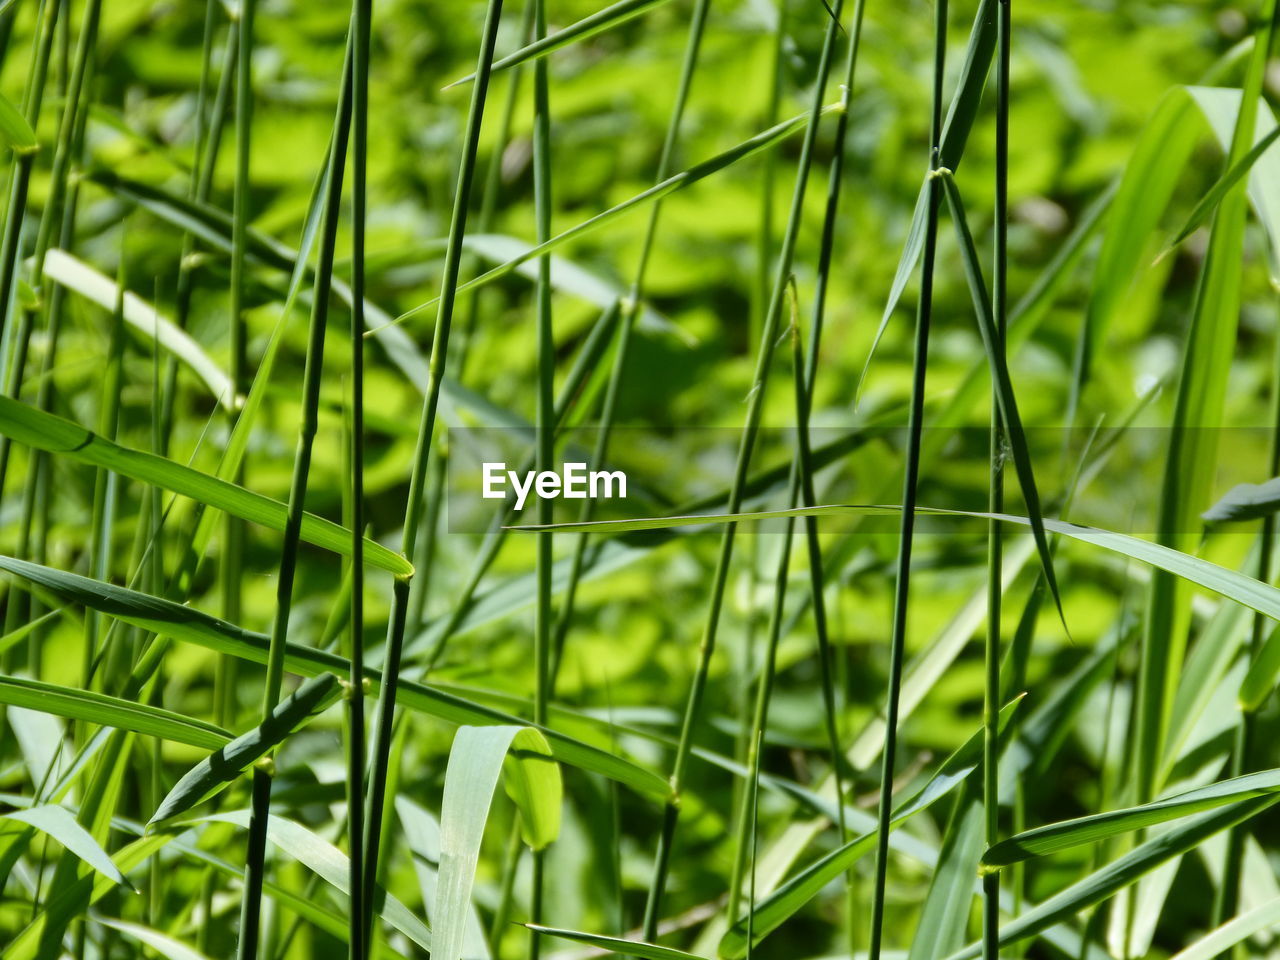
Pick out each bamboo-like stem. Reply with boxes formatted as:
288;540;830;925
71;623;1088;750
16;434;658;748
348;0;372;956
405;0;533;641
236;33;355;960
0;0;63;508
222;0;256;765
530;0;553;953
357;1;504;944
549;0;711;688
642;0;845;938
866;3;947;958
982;3;1010;960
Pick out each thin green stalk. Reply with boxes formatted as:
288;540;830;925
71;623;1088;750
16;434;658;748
0;0;61;506
982;4;1010;960
1212;315;1280;946
531;0;553;953
752;0;788;351
799;13;867;950
1132;0;1279;807
550;0;711;685
357;1;505;946
642;0;846;938
236;31;355;960
223;0;256;771
349;0;372;956
404;0;533;639
867;4;947;959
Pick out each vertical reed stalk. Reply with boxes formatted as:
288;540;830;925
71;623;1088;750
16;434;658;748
643;0;845;938
982;3;1010;960
236;33;355;960
348;1;372;956
223;0;256;750
530;2;553;953
357;2;504;946
551;0;712;686
867;4;946;959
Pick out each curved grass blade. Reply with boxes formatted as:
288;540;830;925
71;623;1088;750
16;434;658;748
942;796;1280;960
445;0;674;88
0;396;411;575
0;834;171;960
435;726;562;960
939;171;1067;634
1166;896;1280;960
97;919;214;960
0;554;669;800
0;804;130;889
368;104;842;337
510;504;1280;624
1239;622;1280;711
149;674;342;825
982;769;1280;869
857;0;998;397
1160;120;1280;260
0;675;230;750
718;698;1023;960
193;811;431;952
42;249;238;409
524;925;705;960
1202;477;1280;523
0;89;36;153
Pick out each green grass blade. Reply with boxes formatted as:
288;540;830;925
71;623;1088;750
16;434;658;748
435;726;561;960
370;103;841;337
1166;896;1280;960
939;171;1068;633
40;248;238;409
719;698;1022;959
983;769;1280;869
525;925;705;960
445;0;674;88
149;674;342;825
0;804;130;888
509;504;1280;622
1159;119;1280;260
0;396;410;575
193;811;432;952
0;88;36;153
942;796;1280;960
97;918;214;960
0;675;230;749
0;553;669;800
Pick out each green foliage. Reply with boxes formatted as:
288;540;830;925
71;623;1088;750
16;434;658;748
1;2;1279;959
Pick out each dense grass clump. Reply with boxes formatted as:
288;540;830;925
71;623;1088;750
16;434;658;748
2;2;1280;959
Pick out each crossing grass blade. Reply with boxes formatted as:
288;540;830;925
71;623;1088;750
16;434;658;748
444;0;675;88
0;675;231;749
192;811;432;952
0;396;410;575
41;248;238;407
942;796;1280;960
509;505;1280;621
982;769;1280;869
718;699;1022;960
524;925;706;960
367;103;841;337
939;171;1067;634
0;89;36;153
149;674;343;825
0;553;669;800
0;804;130;888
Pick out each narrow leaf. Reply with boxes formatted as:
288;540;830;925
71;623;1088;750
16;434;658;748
150;674;342;824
